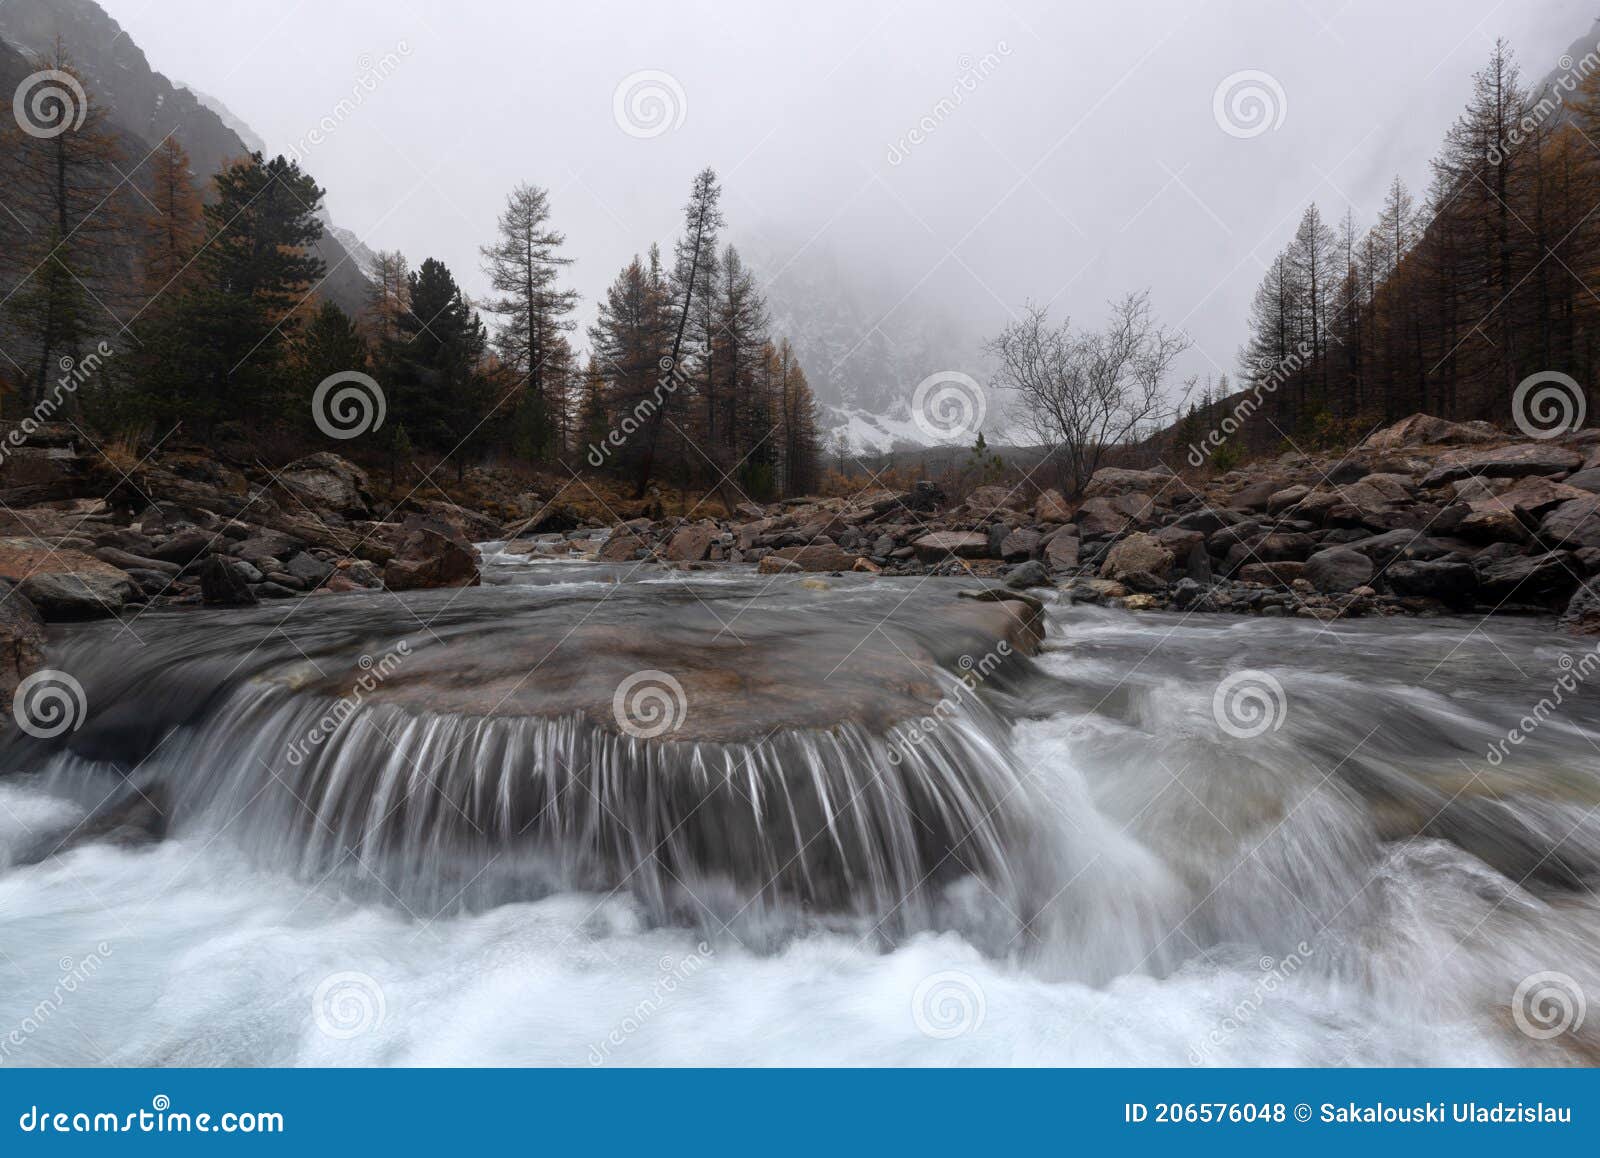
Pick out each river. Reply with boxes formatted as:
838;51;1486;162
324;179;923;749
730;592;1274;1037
0;545;1596;1065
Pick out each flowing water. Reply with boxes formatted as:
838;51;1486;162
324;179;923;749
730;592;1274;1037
2;545;1598;1065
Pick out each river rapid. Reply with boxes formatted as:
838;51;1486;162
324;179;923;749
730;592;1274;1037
1;545;1597;1065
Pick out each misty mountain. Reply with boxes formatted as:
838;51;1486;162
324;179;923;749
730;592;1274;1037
740;230;999;452
0;0;369;316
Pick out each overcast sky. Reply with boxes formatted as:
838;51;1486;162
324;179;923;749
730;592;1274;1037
94;0;1599;403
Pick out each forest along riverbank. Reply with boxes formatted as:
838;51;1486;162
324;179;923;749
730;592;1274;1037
0;560;1596;1064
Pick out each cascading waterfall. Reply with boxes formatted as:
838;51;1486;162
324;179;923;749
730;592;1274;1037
5;559;1600;1064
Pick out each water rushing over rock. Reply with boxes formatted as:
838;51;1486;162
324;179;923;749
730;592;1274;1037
5;558;1600;1064
8;569;1046;931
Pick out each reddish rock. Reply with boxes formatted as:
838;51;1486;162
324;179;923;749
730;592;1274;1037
912;532;991;562
1083;468;1173;499
765;545;858;572
1034;489;1071;523
1099;532;1174;584
382;520;481;591
663;522;719;562
1360;413;1500;451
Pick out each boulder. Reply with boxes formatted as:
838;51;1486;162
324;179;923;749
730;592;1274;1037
382;519;481;591
1083;468;1172;499
663;521;720;562
1073;494;1153;537
228;528;306;568
963;486;1023;518
1304;546;1374;594
1386;559;1478;605
755;555;800;575
93;546;180;576
1420;443;1583;486
1230;478;1289;511
284;551;335;587
598;531;646;562
1360;413;1501;451
1540;496;1600;550
912;532;991;563
277;452;372;517
1005;560;1050;589
0;539;136;620
1475;551;1578;600
199;556;259;606
764;545;858;572
1099;532;1174;584
414;500;504;543
1562;584;1600;634
1043;531;1080;572
1251;532;1317;562
149;528;218;565
1562;468;1600;494
1266;485;1310;514
999;528;1041;562
1237;561;1306;587
1343;529;1451;567
1034;489;1071;523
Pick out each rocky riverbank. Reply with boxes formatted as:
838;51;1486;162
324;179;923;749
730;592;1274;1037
580;414;1600;632
4;411;1600;714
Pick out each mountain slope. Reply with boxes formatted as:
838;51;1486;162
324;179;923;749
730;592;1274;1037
0;0;369;315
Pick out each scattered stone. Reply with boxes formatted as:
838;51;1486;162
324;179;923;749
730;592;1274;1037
1304;546;1374;594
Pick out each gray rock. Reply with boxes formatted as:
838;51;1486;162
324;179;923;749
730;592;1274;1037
1304;546;1374;594
1005;560;1050;589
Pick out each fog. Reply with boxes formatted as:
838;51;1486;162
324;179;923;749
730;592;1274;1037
95;0;1596;417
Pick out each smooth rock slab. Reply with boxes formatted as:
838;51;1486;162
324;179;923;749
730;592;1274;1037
0;539;135;619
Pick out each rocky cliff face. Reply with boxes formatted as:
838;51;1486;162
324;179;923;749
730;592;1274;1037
0;0;370;315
